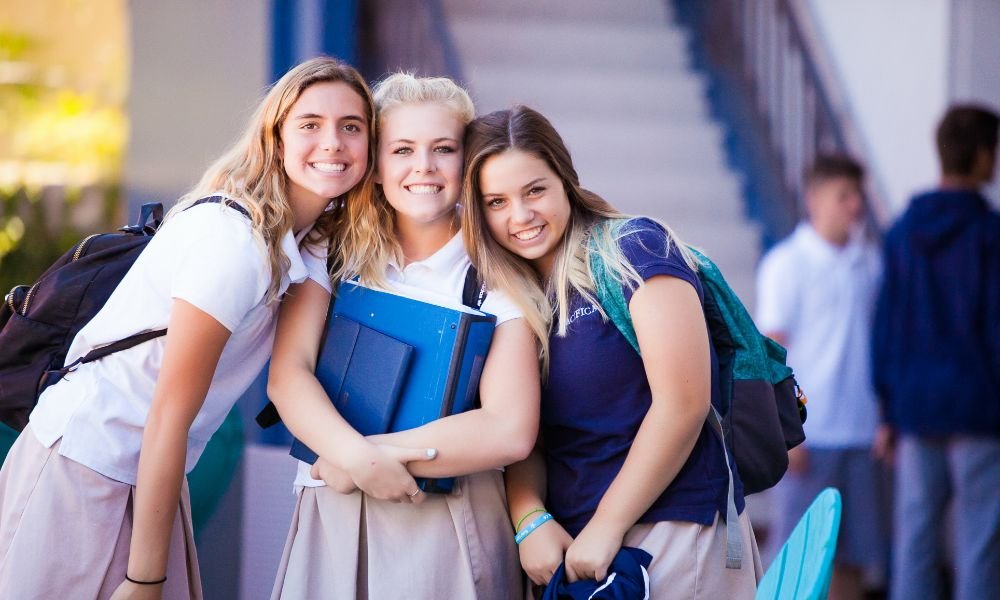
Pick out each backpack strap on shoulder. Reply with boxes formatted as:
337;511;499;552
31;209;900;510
190;195;252;220
45;197;254;394
462;265;488;310
588;219;743;570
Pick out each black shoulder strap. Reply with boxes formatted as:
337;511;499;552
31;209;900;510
462;265;488;310
191;195;252;219
44;196;255;394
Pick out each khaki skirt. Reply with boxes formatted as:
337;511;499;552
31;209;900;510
526;510;762;600
625;510;763;600
272;470;523;600
0;426;202;600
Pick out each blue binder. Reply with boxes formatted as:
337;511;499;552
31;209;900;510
290;314;414;464
291;280;497;493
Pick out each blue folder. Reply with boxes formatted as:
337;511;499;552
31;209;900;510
291;280;497;493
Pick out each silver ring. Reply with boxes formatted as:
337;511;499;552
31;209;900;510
407;489;421;498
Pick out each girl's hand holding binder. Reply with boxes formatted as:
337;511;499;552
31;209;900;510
310;457;357;494
314;442;437;503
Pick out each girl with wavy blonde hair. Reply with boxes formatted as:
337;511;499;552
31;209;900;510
462;106;762;598
268;73;539;599
0;56;375;599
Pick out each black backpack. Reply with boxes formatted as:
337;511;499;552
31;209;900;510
0;197;249;431
589;219;806;494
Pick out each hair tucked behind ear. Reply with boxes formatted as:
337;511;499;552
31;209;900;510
336;72;475;288
462;106;697;374
168;56;378;302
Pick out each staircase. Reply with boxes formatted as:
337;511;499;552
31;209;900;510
442;0;761;306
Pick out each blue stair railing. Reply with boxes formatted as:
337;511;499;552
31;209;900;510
674;0;887;248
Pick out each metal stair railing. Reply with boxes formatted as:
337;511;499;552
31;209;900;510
676;0;888;243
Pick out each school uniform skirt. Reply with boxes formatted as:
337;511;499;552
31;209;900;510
526;510;762;600
623;510;762;600
0;426;202;600
271;469;523;600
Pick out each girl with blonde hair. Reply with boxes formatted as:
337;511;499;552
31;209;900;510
268;73;538;599
462;105;762;598
0;56;375;599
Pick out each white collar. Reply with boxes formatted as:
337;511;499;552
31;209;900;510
387;231;465;276
794;222;865;264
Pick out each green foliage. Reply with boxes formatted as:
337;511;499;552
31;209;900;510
0;185;121;294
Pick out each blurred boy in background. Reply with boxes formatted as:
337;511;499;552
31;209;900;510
873;104;1000;600
757;155;886;600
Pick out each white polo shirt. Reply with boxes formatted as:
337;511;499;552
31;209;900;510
29;200;332;484
755;223;882;448
294;231;522;487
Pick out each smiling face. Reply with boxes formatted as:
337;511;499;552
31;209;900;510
280;81;370;226
376;102;465;232
478;149;572;278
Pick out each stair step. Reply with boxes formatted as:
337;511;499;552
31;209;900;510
450;18;691;71
442;0;673;25
552;121;730;173
466;65;709;119
579;173;744;216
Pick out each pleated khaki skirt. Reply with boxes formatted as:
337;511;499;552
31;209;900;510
525;510;763;600
0;426;202;600
626;510;762;599
271;470;523;600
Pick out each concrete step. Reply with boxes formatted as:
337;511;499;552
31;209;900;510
443;0;673;25
578;172;745;219
551;118;731;173
466;65;709;119
450;18;691;71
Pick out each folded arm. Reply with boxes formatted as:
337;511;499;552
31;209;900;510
267;280;431;501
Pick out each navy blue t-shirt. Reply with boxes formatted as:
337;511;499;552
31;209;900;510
542;219;744;537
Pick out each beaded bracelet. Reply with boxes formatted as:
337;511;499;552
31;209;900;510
514;507;546;532
514;512;553;545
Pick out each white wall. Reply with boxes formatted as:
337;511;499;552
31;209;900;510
126;1;269;212
804;0;951;216
950;0;1000;205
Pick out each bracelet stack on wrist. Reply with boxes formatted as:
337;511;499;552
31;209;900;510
514;512;553;545
126;574;167;585
514;507;546;532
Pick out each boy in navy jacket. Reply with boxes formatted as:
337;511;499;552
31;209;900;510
873;104;1000;600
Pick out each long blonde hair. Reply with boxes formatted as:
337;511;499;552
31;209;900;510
169;56;378;301
462;106;697;371
339;72;475;287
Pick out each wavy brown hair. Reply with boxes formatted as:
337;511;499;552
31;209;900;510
170;56;378;301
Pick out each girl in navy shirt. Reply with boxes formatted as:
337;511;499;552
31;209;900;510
461;106;762;598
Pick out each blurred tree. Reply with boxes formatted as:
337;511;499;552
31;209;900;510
0;0;128;293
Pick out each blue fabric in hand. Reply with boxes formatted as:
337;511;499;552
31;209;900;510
541;546;653;600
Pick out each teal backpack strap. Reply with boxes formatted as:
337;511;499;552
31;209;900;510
588;220;638;353
587;221;742;570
